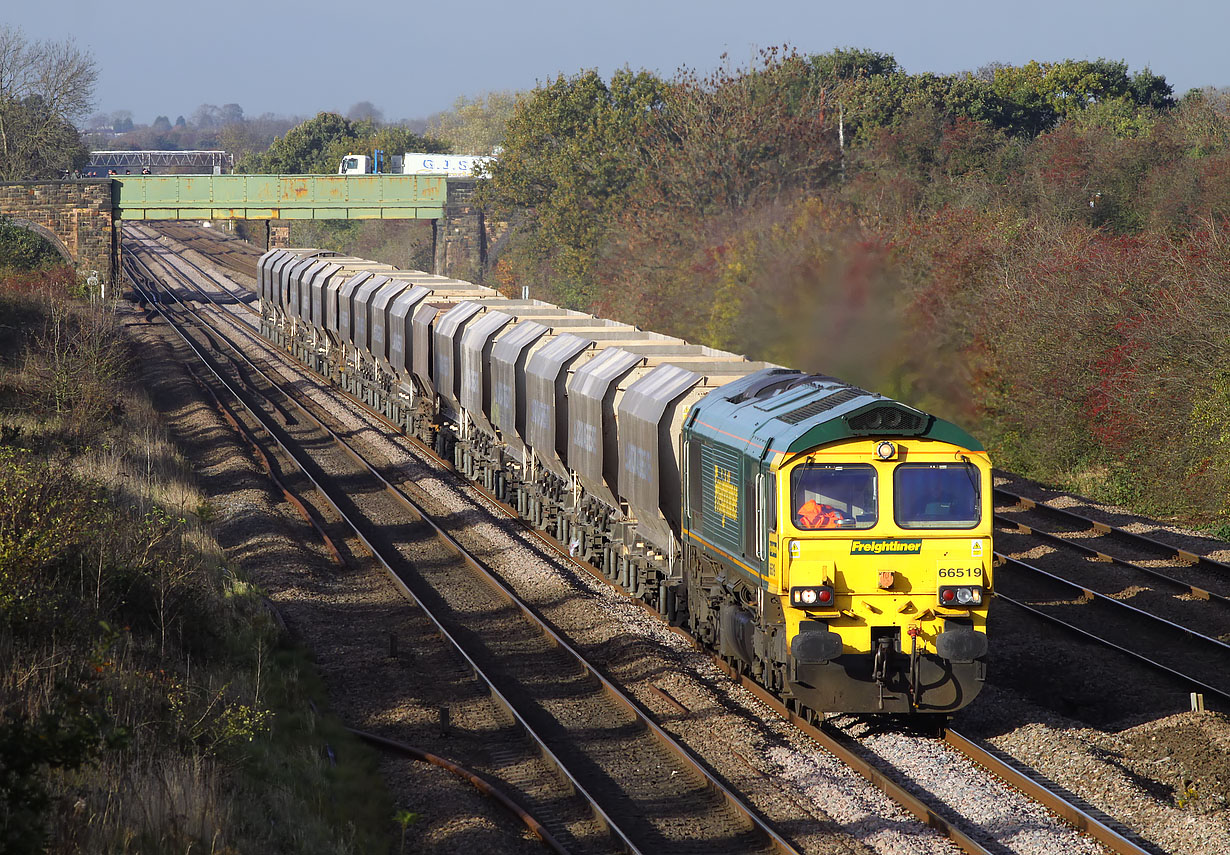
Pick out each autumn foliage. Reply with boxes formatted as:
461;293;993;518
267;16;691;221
480;49;1230;523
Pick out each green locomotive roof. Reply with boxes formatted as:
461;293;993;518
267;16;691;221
686;368;984;459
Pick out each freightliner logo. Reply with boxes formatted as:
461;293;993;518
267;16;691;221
850;539;923;555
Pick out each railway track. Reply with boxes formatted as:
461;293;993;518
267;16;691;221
991;484;1230;708
994;483;1230;606
122;230;800;855
144;221;263;281
118;223;1170;855
129;223;261;316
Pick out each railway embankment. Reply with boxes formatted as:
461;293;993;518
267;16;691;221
0;267;394;853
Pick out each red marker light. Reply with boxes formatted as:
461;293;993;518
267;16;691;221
941;588;956;603
818;589;833;604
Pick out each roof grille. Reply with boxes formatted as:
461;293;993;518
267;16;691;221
778;388;864;424
846;405;925;433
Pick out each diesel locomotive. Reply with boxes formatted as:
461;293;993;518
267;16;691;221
257;248;992;716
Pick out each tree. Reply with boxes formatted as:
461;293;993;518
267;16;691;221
346;101;383;123
192;103;220;129
478;68;669;306
811;48;899;80
151;115;171;132
639;48;844;214
0;26;96;179
1130;68;1175;110
428;91;519;154
987;59;1173;136
238;111;356;174
236;112;444;175
0;215;63;268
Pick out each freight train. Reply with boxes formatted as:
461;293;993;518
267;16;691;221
257;249;993;716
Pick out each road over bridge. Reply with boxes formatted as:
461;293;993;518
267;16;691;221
0;174;490;285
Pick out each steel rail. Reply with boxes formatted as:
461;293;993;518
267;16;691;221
994;485;1230;581
137;232;1139;855
165;330;566;853
712;656;1160;855
149;222;263;282
705;658;995;855
131;222;261;309
994;510;1230;607
123;248;803;855
995;555;1230;704
996;550;1230;658
348;728;571;855
940;730;1155;855
128;224;260;315
123;255;637;855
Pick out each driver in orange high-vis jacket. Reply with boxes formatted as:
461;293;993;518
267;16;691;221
796;499;846;529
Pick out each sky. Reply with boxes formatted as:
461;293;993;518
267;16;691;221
13;0;1230;125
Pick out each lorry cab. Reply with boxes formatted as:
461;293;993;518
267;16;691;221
339;154;371;175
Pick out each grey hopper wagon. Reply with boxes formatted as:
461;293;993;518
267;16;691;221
326;260;400;346
282;254;328;320
523;329;678;480
263;249;302;313
335;272;372;350
408;283;499;401
350;274;394;352
490;320;552;459
305;259;360;333
293;258;334;329
566;343;752;514
459;310;517;437
491;316;633;464
432;298;552;419
368;279;417;372
256;249;290;309
459;305;599;441
566;347;648;509
260;249;320;317
386;285;433;379
284;255;320;322
524;333;597;480
432;301;487;418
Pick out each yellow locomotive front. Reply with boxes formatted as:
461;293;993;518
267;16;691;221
775;437;992;713
681;369;992;717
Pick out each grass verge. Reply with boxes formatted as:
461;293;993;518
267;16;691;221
0;266;393;853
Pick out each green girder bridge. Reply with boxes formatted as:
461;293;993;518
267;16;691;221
113;174;447;220
0;174;485;285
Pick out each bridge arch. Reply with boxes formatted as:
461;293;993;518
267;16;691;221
6;217;75;265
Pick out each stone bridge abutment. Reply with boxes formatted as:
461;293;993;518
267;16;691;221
0;181;116;281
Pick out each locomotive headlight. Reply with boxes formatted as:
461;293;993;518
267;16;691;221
875;441;897;461
791;586;834;608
